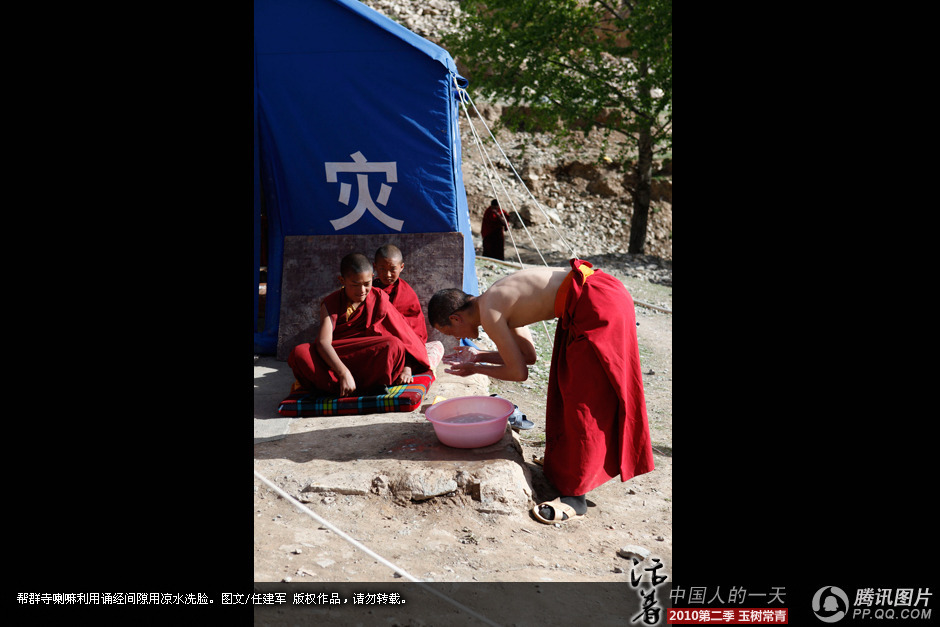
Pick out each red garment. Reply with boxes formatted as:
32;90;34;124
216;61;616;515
376;277;428;342
543;259;654;496
481;205;509;259
481;205;508;238
288;287;430;395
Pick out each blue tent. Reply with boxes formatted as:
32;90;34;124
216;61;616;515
254;0;477;354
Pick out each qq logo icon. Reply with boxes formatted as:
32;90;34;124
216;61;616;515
813;586;849;623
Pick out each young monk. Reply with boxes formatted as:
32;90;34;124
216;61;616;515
428;259;654;524
373;244;428;343
288;253;430;397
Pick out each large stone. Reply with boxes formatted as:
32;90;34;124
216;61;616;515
617;545;652;561
301;471;376;496
559;160;601;181
587;176;622;198
459;460;533;514
392;467;459;501
651;178;672;203
517;202;548;226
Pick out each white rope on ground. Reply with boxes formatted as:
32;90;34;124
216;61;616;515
253;469;502;627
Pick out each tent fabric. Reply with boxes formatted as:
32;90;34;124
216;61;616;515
254;0;477;354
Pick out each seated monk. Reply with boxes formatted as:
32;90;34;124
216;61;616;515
428;259;654;525
288;253;430;397
373;243;428;343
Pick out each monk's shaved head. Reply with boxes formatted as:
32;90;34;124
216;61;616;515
375;243;403;264
340;252;372;277
428;288;474;327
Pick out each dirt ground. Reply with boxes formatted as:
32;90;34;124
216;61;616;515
253;257;672;590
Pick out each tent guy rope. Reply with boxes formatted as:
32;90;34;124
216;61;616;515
473;257;672;314
454;77;672;323
455;78;671;316
455;78;579;265
253;468;501;627
457;85;559;344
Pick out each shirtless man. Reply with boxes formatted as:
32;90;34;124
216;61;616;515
428;259;654;524
430;266;564;380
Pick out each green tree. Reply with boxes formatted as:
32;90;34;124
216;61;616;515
444;0;671;254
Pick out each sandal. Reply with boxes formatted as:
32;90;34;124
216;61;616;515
490;394;534;429
531;498;584;524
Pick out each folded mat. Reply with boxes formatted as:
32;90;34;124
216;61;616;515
277;371;435;417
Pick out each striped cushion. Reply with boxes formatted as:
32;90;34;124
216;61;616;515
277;371;435;417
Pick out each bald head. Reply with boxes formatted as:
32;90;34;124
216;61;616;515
375;243;403;264
340;252;372;278
428;288;474;327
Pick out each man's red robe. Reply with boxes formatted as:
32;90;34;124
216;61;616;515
543;259;655;496
288;287;430;396
376;277;428;342
481;205;509;260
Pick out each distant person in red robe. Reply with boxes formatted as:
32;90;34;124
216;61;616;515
288;253;430;397
428;259;654;525
373;244;428;343
481;199;509;260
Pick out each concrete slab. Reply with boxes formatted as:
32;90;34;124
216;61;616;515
253;363;536;515
254;356;297;443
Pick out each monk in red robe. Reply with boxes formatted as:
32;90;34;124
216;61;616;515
288;253;430;397
481;199;509;260
428;259;654;524
373;244;428;342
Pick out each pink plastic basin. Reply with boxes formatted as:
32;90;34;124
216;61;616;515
425;396;514;448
